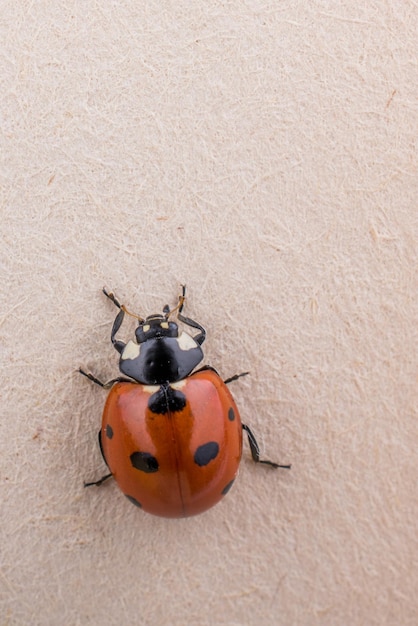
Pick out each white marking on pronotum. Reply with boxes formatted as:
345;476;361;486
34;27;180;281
176;332;197;351
171;380;186;390
160;321;169;329
121;340;141;360
143;385;160;394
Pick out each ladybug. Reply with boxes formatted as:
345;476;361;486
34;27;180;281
80;286;290;518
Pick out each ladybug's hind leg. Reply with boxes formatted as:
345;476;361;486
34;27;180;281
84;473;112;487
242;424;291;469
84;431;113;487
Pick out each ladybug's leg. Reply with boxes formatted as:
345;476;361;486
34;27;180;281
102;288;128;354
109;309;126;354
102;287;123;309
84;473;112;487
224;372;249;384
78;368;131;389
195;367;249;384
242;424;291;469
84;430;113;487
176;285;206;346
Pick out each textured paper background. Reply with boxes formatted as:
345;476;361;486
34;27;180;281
1;2;417;625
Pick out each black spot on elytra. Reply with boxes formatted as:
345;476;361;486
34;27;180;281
130;451;159;473
105;424;113;439
148;385;187;414
194;441;219;467
125;494;142;508
221;479;235;495
228;407;235;421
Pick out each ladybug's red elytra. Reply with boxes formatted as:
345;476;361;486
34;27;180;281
80;286;290;518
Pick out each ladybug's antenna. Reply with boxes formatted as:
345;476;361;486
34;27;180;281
164;284;186;319
121;305;145;323
103;288;145;323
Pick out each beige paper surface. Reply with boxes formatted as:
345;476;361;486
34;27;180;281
1;3;417;625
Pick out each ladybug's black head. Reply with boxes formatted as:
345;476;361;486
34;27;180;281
135;315;179;344
114;288;206;385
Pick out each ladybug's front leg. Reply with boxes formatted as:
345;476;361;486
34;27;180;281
102;288;128;354
242;424;291;470
176;285;206;346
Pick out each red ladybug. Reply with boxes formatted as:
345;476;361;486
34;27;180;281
80;287;290;518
